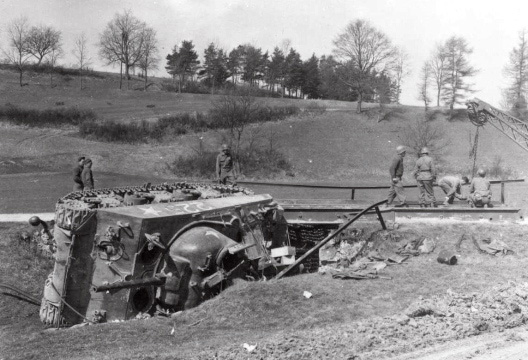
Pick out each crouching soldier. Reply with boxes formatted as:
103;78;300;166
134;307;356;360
469;169;492;208
438;175;469;205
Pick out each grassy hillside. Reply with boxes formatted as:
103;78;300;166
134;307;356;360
0;68;354;122
0;68;525;185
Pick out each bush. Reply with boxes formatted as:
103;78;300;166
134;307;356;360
400;118;450;158
237;148;293;178
79;112;213;143
182;81;210;94
0;104;96;127
80;120;150;143
160;82;179;92
170;150;218;178
0;63;106;79
78;92;300;144
487;155;516;179
169;147;293;179
302;102;327;117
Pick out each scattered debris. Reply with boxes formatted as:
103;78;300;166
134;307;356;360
303;291;313;299
437;250;457;265
242;343;257;353
418;238;436;253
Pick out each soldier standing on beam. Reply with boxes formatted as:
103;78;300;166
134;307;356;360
385;145;408;207
414;147;437;208
216;144;237;185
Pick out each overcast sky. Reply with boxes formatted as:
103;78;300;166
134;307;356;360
0;0;525;106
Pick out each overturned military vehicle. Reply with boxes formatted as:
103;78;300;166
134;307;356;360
34;182;292;327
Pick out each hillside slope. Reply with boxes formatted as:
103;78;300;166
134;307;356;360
0;69;525;186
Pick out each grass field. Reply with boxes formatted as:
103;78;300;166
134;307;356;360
0;68;525;186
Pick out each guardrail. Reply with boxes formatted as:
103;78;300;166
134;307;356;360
238;179;525;204
274;199;388;280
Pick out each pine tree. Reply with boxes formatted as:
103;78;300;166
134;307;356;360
202;43;228;94
302;54;321;99
441;36;478;114
503;30;528;118
165;40;199;93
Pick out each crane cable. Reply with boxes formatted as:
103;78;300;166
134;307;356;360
470;127;480;178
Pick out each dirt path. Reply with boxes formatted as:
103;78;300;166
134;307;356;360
391;328;528;359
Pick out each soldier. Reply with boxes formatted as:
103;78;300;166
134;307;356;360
216;144;236;185
81;158;94;190
414;147;437;207
73;156;85;191
469;168;492;208
386;145;408;207
438;175;469;205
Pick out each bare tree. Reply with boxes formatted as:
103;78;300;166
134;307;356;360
400;117;450;158
210;89;260;160
72;33;91;90
138;27;159;90
441;36;478;115
3;17;31;86
98;10;148;89
392;47;411;104
417;61;432;110
333;19;397;113
26;25;62;66
47;47;63;87
503;29;528;117
429;43;447;107
279;39;292;97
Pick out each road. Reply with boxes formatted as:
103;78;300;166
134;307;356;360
392;329;528;359
0;171;176;213
0;171;524;213
0;172;367;214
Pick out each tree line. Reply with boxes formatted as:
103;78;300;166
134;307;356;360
2;10;527;118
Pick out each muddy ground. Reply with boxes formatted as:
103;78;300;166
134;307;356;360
2;220;528;360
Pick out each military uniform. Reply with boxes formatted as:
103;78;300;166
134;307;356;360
414;154;436;206
73;164;84;191
469;177;491;207
438;176;466;204
216;152;236;185
387;154;407;205
81;159;94;190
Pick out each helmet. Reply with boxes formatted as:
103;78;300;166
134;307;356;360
396;145;406;154
420;147;429;155
477;168;486;177
221;144;229;151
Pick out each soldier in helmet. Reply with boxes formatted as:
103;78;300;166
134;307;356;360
216;144;237;185
469;168;492;207
413;147;437;207
438;175;469;205
73;156;85;191
386;145;408;207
